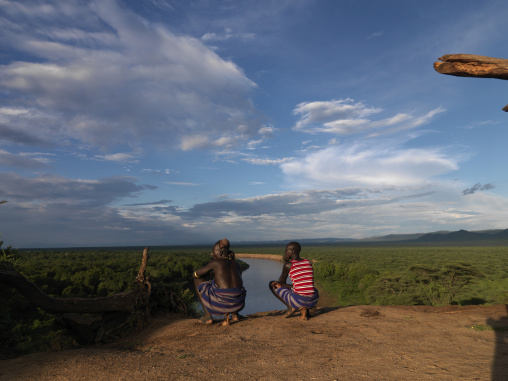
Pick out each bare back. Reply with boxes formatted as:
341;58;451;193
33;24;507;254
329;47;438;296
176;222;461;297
197;258;243;289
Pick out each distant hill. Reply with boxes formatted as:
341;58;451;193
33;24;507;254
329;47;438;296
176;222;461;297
359;228;508;244
21;228;508;250
236;237;355;246
235;229;508;247
409;229;508;243
358;232;442;242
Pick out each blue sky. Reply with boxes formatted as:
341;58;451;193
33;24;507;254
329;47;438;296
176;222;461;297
1;0;508;248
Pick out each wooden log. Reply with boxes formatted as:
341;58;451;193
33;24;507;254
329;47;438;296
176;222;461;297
434;54;508;80
0;247;151;314
434;54;508;111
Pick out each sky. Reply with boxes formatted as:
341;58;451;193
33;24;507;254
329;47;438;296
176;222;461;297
1;0;508;248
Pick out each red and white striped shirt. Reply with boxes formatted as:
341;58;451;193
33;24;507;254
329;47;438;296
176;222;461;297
289;259;315;295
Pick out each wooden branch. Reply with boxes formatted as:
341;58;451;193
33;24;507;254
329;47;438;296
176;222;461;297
434;54;508;80
134;247;152;317
135;247;151;295
0;247;152;314
434;54;508;112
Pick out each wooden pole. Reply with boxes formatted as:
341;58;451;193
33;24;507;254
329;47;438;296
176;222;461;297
434;54;508;79
434;54;508;111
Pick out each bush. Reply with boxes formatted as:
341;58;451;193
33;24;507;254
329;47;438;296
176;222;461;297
409;263;483;306
1;248;211;357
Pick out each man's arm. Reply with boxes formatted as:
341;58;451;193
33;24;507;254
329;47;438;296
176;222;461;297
194;261;216;279
274;262;291;288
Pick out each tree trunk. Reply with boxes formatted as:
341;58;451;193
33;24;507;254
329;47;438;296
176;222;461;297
434;54;508;80
434;54;508;111
0;247;151;314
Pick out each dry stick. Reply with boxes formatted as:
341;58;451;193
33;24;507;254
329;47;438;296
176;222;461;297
135;247;151;294
433;54;508;111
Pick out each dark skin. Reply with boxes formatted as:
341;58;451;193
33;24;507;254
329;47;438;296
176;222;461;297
194;243;243;325
269;242;311;320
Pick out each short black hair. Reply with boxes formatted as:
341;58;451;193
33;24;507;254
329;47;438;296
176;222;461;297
286;241;301;252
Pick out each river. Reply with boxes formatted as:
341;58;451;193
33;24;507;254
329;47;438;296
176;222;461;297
240;257;287;315
194;257;287;316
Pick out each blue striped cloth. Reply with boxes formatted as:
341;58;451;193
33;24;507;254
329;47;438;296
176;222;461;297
275;287;319;309
197;280;246;315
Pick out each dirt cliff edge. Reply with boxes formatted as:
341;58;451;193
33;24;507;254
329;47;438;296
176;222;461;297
1;304;507;381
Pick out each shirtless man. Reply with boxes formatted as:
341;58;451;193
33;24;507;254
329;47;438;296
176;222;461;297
269;241;319;320
193;239;246;326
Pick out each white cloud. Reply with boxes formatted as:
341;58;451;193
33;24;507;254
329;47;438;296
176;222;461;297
94;152;139;163
0;0;261;153
281;143;460;188
1;168;507;247
368;107;446;137
0;107;29;117
180;135;211;151
165;182;201;186
246;125;276;148
149;184;508;240
258;126;275;136
293;99;383;132
293;99;445;137
243;157;295;165
0;172;148;204
367;31;383;39
145;0;174;12
0;149;51;169
201;28;255;42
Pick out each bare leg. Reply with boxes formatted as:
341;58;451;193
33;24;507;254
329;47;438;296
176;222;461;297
222;314;231;326
194;278;213;324
283;308;297;318
299;307;310;321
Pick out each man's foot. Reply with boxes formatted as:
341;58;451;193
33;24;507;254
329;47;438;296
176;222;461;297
231;313;241;322
299;307;310;321
283;308;297;318
196;316;214;325
222;314;231;326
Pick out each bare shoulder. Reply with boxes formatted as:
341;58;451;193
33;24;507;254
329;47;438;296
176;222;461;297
212;258;230;268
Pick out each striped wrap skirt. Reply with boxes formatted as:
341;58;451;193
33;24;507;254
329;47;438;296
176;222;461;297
197;280;246;315
275;287;319;309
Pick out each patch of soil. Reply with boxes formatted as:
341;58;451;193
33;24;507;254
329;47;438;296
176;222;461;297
1;304;507;380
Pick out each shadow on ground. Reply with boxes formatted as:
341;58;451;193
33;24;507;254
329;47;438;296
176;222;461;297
488;304;508;381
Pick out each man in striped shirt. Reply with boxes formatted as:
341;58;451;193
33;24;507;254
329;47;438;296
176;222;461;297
269;241;319;320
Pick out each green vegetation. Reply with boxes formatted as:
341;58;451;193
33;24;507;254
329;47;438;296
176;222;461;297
1;243;506;358
470;324;508;332
0;246;216;357
470;324;492;331
235;244;508;307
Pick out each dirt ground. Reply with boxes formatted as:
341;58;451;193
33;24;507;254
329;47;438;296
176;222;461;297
1;304;507;381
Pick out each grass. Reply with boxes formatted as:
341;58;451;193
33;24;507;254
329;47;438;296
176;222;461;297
470;324;508;332
470;324;493;331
